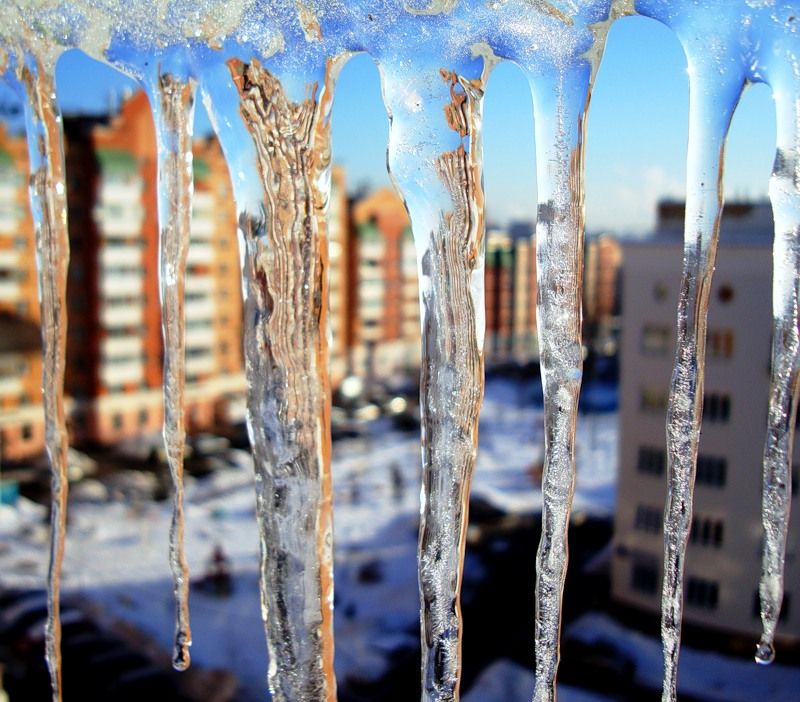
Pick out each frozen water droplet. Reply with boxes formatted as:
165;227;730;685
755;640;776;665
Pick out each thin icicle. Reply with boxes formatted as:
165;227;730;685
758;56;800;667
149;70;197;672
523;64;590;702
18;52;70;702
222;57;339;701
379;55;489;701
658;63;742;702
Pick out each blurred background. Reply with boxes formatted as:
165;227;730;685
0;14;797;702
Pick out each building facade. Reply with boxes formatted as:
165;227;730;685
0;124;45;461
612;201;800;641
351;188;420;381
0;92;246;460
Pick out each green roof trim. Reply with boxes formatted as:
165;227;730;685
96;148;137;174
193;157;211;181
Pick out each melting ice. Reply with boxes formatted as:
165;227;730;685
0;2;798;702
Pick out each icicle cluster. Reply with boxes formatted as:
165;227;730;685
0;2;798;702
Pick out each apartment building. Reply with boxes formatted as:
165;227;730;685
328;166;350;385
0;91;244;452
484;225;538;365
612;200;800;641
0;125;44;461
351;188;419;379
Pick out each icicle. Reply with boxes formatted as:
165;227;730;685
757;34;800;668
18;51;70;702
647;42;742;702
378;52;488;701
204;55;340;701
522;63;589;702
147;68;197;672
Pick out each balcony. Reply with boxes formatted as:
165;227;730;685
102;335;143;359
100;273;143;298
101;304;143;328
184;299;215;321
100;244;141;267
0;280;20;301
187;243;214;265
0;375;23;398
186;353;215;376
100;359;144;387
185;276;214;295
185;326;215;348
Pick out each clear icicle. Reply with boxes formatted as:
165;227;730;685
18;52;70;702
758;49;800;668
378;55;488;701
208;56;339;701
658;61;742;702
148;69;197;672
523;64;590;702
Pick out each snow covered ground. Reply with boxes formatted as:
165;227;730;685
1;377;794;700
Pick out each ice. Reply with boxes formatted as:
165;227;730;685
202;47;342;699
148;68;198;671
3;50;71;702
1;3;799;702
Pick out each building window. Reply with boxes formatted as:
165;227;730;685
686;577;719;610
690;515;724;548
653;282;668;302
631;560;659;595
634;505;662;534
752;591;791;622
637;447;665;476
703;393;731;423
21;424;32;440
640;387;668;414
717;284;734;304
696;454;727;488
708;329;734;359
138;409;149;427
112;413;123;430
641;325;671;355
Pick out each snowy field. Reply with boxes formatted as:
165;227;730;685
1;378;796;700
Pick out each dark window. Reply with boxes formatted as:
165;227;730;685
690;516;724;548
717;284;734;304
703;393;731;423
21;424;32;440
696;454;727;487
631;560;659;595
138;409;149;427
634;505;662;534
112;413;123;430
708;329;734;359
686;577;719;610
637;447;665;476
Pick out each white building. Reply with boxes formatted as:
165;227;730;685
612;201;800;642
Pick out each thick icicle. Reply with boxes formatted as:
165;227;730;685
379;55;488;701
222;57;338;701
18;53;70;702
524;63;590;702
148;70;197;672
659;61;742;702
758;58;800;666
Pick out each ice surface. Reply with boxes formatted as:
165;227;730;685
149;69;197;672
1;3;799;702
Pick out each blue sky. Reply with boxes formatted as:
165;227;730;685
2;16;777;235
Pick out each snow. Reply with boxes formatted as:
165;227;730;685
0;378;797;699
462;659;612;702
566;613;800;702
